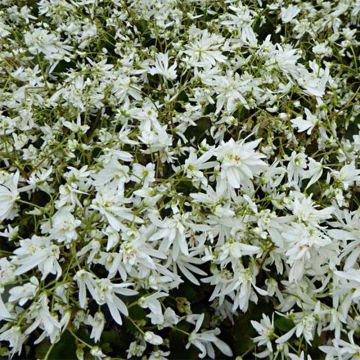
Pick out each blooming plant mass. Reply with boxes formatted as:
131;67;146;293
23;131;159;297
0;0;359;359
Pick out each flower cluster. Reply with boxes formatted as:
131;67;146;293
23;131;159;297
0;0;359;359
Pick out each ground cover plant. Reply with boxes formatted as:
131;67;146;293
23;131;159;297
0;0;359;359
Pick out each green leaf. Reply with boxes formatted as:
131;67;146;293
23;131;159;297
275;317;295;332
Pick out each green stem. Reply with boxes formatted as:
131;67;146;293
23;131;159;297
44;341;57;360
68;327;93;349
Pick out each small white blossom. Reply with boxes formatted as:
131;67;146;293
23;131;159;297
0;171;19;221
216;138;267;189
186;314;233;359
281;5;300;23
144;331;163;345
149;53;177;81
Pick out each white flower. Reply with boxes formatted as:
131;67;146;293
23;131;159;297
183;148;216;186
184;29;226;67
91;187;143;231
144;331;163;345
216;138;267;189
161;307;179;328
175;253;207;285
74;270;97;309
186;314;233;359
139;292;168;325
0;286;13;320
104;226;120;251
269;44;302;77
335;161;360;190
20;167;53;194
9;276;39;306
76;240;101;265
131;163;156;186
24;28;72;62
25;294;61;343
149;213;190;259
90;346;106;359
0;258;15;286
298;62;330;98
85;311;105;343
41;206;81;243
289;193;334;226
149;53;177;80
320;332;360;359
127;341;146;359
221;5;257;44
13;236;62;280
0;224;18;241
229;263;268;312
282;223;333;282
0;326;27;357
286;151;307;184
328;210;360;270
74;271;137;325
63;114;89;133
312;42;333;57
281;5;300;23
218;240;261;263
92;152;132;189
251;314;275;353
291;109;319;135
288;351;312;360
203;72;249;114
335;269;360;300
0;171;19;221
93;278;137;326
149;350;170;360
302;158;323;190
138;118;173;153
